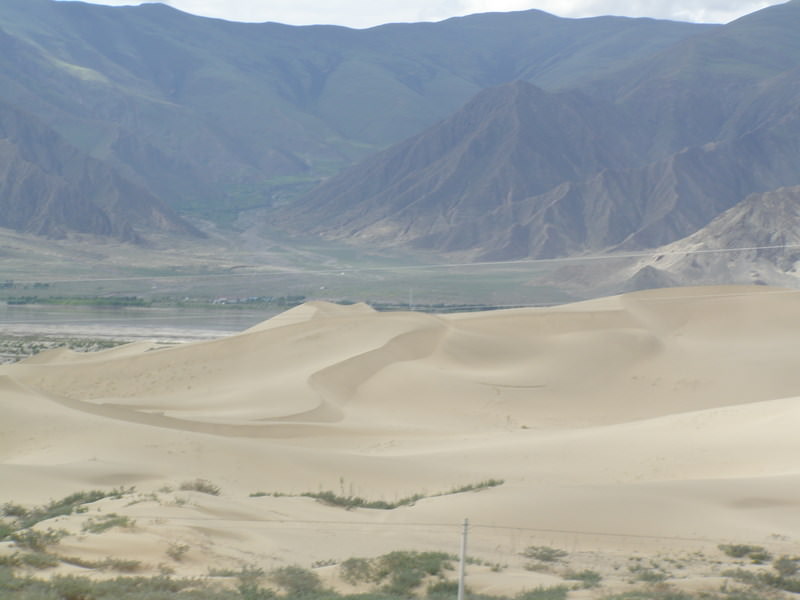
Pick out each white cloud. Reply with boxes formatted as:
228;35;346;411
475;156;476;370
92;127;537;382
60;0;787;26
529;0;783;23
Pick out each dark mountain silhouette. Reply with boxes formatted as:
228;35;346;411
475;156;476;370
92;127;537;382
0;0;707;234
621;185;800;288
2;0;800;290
0;101;196;240
283;1;800;266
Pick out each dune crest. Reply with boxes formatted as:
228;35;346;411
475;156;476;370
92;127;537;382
3;286;800;577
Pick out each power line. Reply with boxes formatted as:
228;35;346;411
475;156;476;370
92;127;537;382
120;513;737;545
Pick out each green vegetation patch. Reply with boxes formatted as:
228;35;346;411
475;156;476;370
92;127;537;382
520;546;567;563
7;296;150;307
179;479;222;496
515;586;569;600
718;544;772;564
563;569;602;589
81;514;136;534
254;479;504;511
2;487;134;530
339;550;454;595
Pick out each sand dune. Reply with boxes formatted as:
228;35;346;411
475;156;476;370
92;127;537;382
2;285;800;588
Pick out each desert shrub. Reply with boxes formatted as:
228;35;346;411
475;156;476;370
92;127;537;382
371;551;453;595
50;574;94;600
757;572;800;594
1;503;29;519
721;568;760;585
234;565;273;600
239;580;277;600
298;479;503;511
101;558;144;573
19;552;59;570
563;569;602;588
269;565;323;597
426;579;460;598
628;566;667;583
11;529;66;552
717;592;779;600
82;513;136;534
179;479;221;496
382;566;426;596
773;555;800;578
311;559;336;568
340;557;373;585
747;550;772;565
0;553;22;568
520;546;567;563
0;520;14;541
602;586;695;600
372;551;453;581
718;544;771;563
515;586;569;600
0;569;233;599
166;542;190;562
448;479;504;494
11;488;133;530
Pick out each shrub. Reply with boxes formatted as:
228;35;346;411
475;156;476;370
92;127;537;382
520;546;567;563
269;565;323;597
602;585;695;600
1;503;29;519
10;529;66;552
234;564;273;600
563;569;602;588
372;551;454;595
372;551;453;580
166;542;190;562
0;521;14;541
427;580;460;598
747;549;772;564
81;513;135;534
19;552;59;570
50;574;94;600
103;558;143;573
628;565;667;583
773;555;800;578
448;479;504;494
179;479;221;496
0;554;21;568
718;544;771;563
12;488;133;530
298;479;503;511
516;586;569;600
340;557;372;585
239;580;277;600
383;565;426;595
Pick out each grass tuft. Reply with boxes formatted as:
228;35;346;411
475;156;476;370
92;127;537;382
179;479;221;496
81;514;136;534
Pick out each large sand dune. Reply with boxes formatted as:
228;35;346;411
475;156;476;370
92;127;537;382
2;285;800;588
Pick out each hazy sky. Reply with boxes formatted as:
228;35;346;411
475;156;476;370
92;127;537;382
63;0;786;27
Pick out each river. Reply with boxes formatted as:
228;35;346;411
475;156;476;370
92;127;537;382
0;303;282;344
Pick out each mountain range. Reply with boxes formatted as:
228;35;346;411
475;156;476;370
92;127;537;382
285;1;800;269
1;0;799;291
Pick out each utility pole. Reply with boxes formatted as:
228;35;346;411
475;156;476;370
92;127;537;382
458;518;468;600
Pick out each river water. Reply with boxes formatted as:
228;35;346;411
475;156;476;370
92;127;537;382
0;303;282;344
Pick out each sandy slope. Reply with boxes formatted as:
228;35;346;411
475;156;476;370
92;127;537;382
1;285;800;588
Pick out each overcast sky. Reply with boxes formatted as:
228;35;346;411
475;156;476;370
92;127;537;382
64;0;787;27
